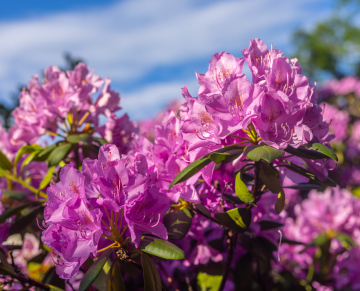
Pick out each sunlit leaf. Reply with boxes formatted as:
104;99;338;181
79;249;112;291
139;236;185;260
244;144;284;163
235;172;255;205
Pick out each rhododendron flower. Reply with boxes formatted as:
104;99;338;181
41;145;170;279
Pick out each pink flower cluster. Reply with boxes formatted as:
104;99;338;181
320;76;360;99
41;144;169;279
280;187;360;290
180;39;328;152
11;63;136;153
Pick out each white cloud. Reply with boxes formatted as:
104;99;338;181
0;0;333;116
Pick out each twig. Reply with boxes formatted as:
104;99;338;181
218;231;238;291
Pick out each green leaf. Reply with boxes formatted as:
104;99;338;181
21;150;41;171
106;260;126;291
94;138;108;146
48;285;65;291
283;183;322;190
223;194;243;205
163;208;193;240
306;142;338;162
209;149;243;164
39;166;56;190
0;201;42;224
259;220;283;231
197;272;222;291
141;252;162;291
2;190;28;201
235;172;255;205
194;204;212;218
215;208;252;233
227;208;252;229
9;206;44;235
0;149;12;171
79;248;112;291
281;160;337;187
139;236;185;260
47;143;72;167
285;145;330;160
244;144;284;163
259;160;282;194
37;144;57;159
0;249;15;273
275;190;285;214
169;155;211;191
335;233;358;248
169;144;245;190
14;145;43;167
66;133;92;145
310;234;329;246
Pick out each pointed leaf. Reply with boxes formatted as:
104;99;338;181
79;248;112;291
21;150;41;171
0;149;12;171
163;208;193;240
0;201;42;224
66;133;92;145
285;145;330;160
209;149;243;164
39;166;56;190
259;160;282;194
259;220;283;231
106;260;126;291
37;144;57;159
139;236;185;260
47;144;72;167
14;145;43;167
48;285;65;291
235;172;255;205
141;252;162;291
197;272;222;291
223;194;243;205
275;190;285;214
194;204;212;218
215;208;252;233
306;142;338;161
244;144;284;163
283;183;322;190
227;208;252;229
169;155;211;190
2;190;27;201
169;144;245;190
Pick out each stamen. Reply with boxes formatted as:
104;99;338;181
181;156;191;163
214;67;223;89
278;230;282;262
279;128;294;142
150;213;161;228
51;183;64;202
36;218;46;231
194;129;207;140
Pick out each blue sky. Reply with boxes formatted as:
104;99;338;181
0;0;336;120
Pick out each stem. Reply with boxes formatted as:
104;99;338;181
158;262;180;291
229;134;252;142
218;231;237;291
7;174;47;199
252;161;260;198
0;265;50;290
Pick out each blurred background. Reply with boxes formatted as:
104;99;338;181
0;0;359;123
